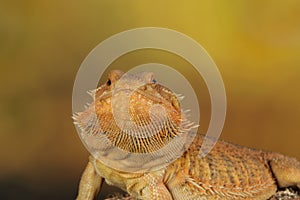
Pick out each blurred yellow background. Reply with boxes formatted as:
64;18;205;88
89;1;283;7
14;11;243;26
1;1;300;199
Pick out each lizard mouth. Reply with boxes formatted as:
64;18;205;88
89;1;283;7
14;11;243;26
75;98;195;155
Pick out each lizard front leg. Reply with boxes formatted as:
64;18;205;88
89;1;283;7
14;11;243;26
76;158;103;200
126;172;173;200
142;181;173;200
269;156;300;189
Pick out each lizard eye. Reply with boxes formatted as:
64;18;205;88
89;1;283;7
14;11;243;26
106;79;111;86
151;79;157;84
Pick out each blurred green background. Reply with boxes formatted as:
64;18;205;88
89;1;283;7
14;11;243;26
1;1;300;199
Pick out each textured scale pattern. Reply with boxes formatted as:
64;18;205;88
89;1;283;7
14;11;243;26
164;135;278;199
94;84;186;153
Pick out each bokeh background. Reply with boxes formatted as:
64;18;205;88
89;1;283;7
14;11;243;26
1;1;300;199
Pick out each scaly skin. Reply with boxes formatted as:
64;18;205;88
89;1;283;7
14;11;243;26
74;70;300;200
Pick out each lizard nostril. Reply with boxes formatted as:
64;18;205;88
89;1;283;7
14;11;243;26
106;79;111;86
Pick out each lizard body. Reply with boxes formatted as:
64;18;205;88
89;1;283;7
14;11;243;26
74;70;300;200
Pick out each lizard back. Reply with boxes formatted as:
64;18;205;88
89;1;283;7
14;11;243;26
164;134;278;199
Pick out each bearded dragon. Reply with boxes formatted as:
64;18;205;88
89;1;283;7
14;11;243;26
74;70;300;200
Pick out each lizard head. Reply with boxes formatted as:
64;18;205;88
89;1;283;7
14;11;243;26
74;70;196;155
95;70;181;112
96;69;182;113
